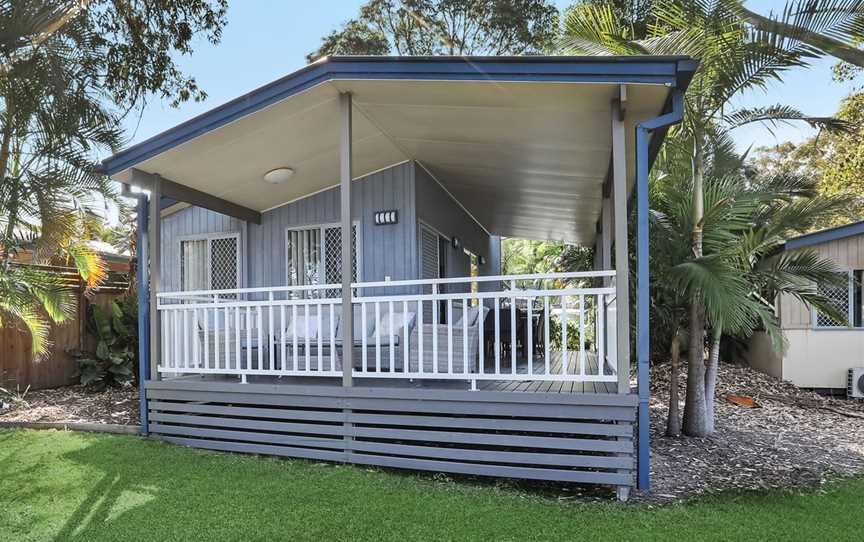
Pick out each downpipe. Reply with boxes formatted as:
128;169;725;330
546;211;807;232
635;90;684;491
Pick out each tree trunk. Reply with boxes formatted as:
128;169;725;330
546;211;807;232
665;329;681;437
704;327;721;435
683;130;708;437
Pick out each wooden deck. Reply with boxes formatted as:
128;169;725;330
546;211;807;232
161;352;620;394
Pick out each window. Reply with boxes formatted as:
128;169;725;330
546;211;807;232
179;233;240;293
286;223;358;296
815;270;863;328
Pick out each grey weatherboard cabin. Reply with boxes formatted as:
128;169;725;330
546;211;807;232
100;55;697;499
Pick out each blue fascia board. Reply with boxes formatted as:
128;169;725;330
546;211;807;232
785;220;864;250
100;55;696;176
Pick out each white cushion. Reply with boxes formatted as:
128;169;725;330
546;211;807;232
285;308;339;340
453;305;488;328
372;311;416;340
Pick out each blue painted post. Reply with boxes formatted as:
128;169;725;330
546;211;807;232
635;90;685;491
136;194;150;435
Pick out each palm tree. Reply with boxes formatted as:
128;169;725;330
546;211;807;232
0;5;121;354
559;0;854;436
650;134;850;434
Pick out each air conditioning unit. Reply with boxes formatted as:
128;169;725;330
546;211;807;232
848;368;864;399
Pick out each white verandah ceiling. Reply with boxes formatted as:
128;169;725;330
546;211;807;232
113;78;672;245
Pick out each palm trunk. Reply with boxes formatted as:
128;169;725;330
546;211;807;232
665;329;681;437
683;130;708;437
0;115;16;266
704;327;721;435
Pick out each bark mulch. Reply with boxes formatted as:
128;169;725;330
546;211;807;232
0;385;139;426
647;361;864;502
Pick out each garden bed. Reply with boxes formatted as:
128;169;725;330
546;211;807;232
0;385;139;426
647;362;864;501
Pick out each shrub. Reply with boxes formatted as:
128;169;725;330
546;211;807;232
74;296;138;390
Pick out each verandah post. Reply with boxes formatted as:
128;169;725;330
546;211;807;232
611;93;630;395
339;92;354;462
136;193;150;435
148;174;162;382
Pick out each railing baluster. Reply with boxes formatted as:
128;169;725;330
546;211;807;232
389;300;395;372
462;298;468;375
417;299;423;375
182;309;189;370
597;294;605;377
280;304;286;373
269;292;275;371
478;297;484;377
494;296;500;376
561;295;569;375
527;298;533;376
402;300;409;374
375;301;381;372
510;289;517;376
330;302;336;373
303;301;312;371
362;302;368;373
543;297;550;375
447;299;453;375
246;306;252;374
257;305;264;372
317;303;323;372
579;294;585;377
292;304;298;372
234;306;241;372
432;285;438;374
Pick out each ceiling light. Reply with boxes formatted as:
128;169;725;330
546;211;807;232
263;167;294;184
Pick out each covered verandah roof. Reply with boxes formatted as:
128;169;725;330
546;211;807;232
101;55;696;245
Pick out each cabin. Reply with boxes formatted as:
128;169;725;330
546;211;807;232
100;55;697;499
747;220;864;390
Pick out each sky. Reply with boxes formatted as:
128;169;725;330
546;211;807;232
117;0;860;156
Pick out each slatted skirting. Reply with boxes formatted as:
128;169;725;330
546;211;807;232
145;380;637;489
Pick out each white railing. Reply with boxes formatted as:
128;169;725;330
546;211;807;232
155;271;618;387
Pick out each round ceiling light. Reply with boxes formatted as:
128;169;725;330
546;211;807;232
263;167;294;184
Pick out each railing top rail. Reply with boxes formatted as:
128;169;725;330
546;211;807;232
156;270;617;298
156;286;616;310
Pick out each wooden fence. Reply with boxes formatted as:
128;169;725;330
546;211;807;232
0;264;130;391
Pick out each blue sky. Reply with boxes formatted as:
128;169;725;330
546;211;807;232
119;0;859;154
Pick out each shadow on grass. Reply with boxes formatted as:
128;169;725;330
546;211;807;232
3;430;862;541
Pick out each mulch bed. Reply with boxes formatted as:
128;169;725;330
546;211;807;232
647;361;864;502
0;385;139;425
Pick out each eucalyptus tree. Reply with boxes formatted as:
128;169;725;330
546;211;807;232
307;0;559;62
558;0;854;436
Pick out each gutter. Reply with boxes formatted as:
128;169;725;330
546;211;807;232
635;89;685;491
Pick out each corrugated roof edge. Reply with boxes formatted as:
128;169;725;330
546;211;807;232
785;219;864;250
98;55;698;177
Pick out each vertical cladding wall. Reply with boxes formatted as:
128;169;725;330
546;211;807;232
159;205;245;292
159;162;418;294
413;163;500;291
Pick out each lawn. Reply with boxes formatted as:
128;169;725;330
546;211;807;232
1;429;862;542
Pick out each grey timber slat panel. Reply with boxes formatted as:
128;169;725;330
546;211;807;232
147;389;635;420
150;424;344;449
146;380;638;406
146;380;637;488
347;454;633;486
347;441;635;469
350;426;631;452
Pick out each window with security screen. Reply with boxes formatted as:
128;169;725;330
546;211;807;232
286;223;358;297
179;234;240;294
815;270;863;328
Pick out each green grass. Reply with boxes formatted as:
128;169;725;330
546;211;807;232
1;429;862;541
